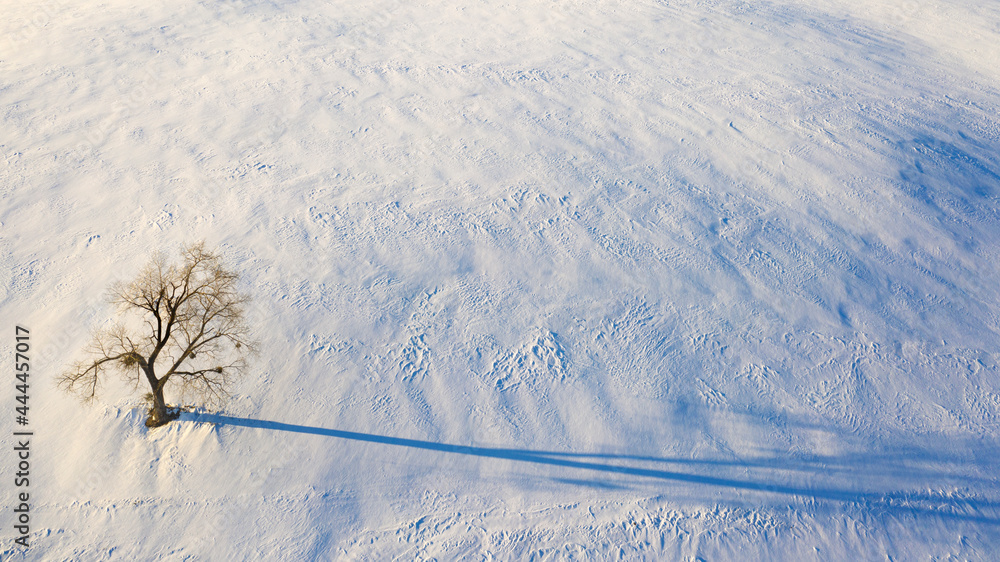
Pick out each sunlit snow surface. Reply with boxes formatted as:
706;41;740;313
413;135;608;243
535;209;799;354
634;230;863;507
2;0;1000;558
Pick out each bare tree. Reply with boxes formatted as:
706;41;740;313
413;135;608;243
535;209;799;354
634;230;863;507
60;242;256;427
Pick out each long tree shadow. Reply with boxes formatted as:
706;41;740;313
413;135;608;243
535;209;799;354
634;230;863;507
192;413;1000;525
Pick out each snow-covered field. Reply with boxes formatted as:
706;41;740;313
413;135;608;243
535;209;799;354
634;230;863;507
3;0;1000;558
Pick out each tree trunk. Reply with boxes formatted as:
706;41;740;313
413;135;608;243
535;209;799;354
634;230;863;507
146;378;171;427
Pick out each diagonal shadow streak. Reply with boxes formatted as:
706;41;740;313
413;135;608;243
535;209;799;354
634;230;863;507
193;413;1000;525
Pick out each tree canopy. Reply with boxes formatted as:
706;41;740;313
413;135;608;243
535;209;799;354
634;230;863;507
60;242;256;426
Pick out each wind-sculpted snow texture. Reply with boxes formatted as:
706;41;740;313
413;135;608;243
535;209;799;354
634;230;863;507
2;0;999;558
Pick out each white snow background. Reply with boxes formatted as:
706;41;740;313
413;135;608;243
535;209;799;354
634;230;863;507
2;0;1000;558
